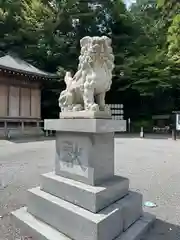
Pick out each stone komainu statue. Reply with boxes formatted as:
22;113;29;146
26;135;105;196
59;36;115;112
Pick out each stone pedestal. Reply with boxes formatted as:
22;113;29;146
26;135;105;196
12;119;155;240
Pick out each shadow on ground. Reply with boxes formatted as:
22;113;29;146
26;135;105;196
141;219;180;240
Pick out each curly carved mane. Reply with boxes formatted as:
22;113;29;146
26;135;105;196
59;36;115;113
76;36;114;77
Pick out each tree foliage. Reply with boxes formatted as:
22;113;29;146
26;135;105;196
121;0;180;98
0;0;179;119
157;0;180;63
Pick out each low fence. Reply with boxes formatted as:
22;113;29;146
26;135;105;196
0;118;44;139
0;106;125;139
107;104;124;120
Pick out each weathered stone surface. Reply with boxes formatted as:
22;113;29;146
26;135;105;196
58;36;114;113
12;207;71;240
12;208;155;240
55;131;114;185
44;119;126;133
10;34;154;240
27;187;144;240
41;172;129;213
59;111;111;119
27;187;123;240
118;191;143;231
44;118;126;186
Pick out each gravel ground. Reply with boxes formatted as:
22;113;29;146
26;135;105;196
0;136;180;239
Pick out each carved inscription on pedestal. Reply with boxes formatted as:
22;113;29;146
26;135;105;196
59;140;88;177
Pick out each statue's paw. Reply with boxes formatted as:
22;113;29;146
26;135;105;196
64;105;73;111
62;106;72;112
73;104;83;111
99;105;106;111
104;105;111;113
89;103;99;112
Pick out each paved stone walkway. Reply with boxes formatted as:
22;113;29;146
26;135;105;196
0;137;180;239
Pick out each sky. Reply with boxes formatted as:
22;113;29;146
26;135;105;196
124;0;136;8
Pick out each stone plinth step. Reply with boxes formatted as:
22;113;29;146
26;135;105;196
12;207;71;240
27;187;142;240
41;172;129;213
12;207;155;240
116;213;156;240
27;187;123;240
119;191;143;231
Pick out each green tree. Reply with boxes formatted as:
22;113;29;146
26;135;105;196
167;14;180;63
0;0;132;117
0;0;22;55
157;0;180;63
2;0;179;119
121;0;168;95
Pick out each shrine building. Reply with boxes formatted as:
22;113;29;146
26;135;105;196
0;55;58;138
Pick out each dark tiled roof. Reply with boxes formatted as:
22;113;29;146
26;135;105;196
0;55;57;78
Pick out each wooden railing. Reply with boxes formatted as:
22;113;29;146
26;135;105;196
0;118;44;138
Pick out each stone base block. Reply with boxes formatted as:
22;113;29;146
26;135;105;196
59;111;111;119
12;208;155;240
55;131;115;185
116;213;156;240
44;119;126;133
26;187;143;240
41;172;129;213
117;191;143;231
44;119;126;186
27;187;123;240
